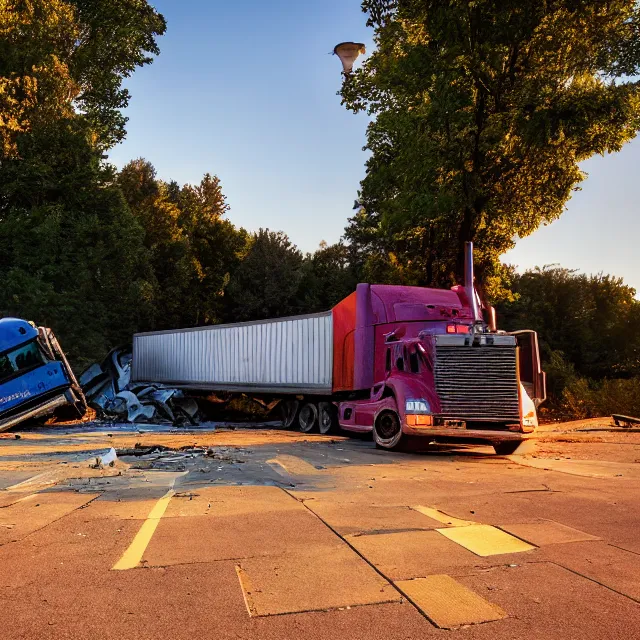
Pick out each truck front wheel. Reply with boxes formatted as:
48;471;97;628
298;402;318;433
373;410;404;450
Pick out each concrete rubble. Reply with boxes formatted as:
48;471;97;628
115;444;248;472
79;347;200;425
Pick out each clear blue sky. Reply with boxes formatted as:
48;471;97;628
109;0;640;294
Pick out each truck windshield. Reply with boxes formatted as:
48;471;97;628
0;340;47;384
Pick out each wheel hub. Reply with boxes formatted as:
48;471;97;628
378;413;399;439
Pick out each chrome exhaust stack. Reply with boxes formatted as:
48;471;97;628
464;242;482;323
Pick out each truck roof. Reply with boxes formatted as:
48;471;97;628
0;318;38;354
366;284;473;324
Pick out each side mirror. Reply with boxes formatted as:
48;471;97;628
509;330;546;406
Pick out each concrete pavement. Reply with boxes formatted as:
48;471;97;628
0;421;638;638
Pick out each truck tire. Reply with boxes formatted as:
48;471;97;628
373;410;404;450
493;440;524;455
298;402;319;433
318;402;338;435
280;400;300;429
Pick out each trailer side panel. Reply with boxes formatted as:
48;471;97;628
131;312;333;394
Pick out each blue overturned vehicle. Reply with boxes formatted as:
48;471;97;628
0;318;86;432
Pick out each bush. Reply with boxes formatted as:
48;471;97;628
562;377;640;419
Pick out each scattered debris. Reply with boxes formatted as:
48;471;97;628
90;447;118;469
115;443;248;471
80;347;200;426
612;414;640;428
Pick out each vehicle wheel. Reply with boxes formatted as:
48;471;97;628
318;402;338;435
493;440;523;455
298;402;319;433
373;410;404;450
280;400;300;429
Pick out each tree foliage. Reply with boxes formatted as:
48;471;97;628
118;159;248;330
0;0;165;366
0;122;153;367
67;0;166;148
498;266;640;412
224;229;304;322
0;0;165;154
0;0;78;156
342;1;640;299
297;241;361;313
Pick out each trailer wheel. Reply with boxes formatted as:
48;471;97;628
280;400;300;429
373;410;404;450
298;402;318;433
318;402;338;435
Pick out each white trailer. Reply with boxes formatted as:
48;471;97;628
131;312;333;395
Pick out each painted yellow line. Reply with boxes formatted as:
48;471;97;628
437;524;536;557
14;493;37;503
235;565;258;617
112;490;174;571
413;506;475;528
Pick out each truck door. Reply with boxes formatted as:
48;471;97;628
509;330;546;407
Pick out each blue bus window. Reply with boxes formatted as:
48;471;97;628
0;340;46;383
0;355;11;378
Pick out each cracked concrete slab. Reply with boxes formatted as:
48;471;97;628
0;491;99;545
236;544;399;617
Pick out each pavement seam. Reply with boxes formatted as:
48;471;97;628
0;493;100;547
140;555;264;569
282;487;460;628
547;560;640;604
350;527;436;537
0;493;37;509
608;543;640;557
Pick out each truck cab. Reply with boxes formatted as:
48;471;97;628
0;318;86;432
335;244;546;453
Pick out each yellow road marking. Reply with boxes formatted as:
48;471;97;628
13;493;37;503
437;524;536;557
112;490;174;570
396;575;506;628
235;565;258;617
413;506;475;527
267;455;321;476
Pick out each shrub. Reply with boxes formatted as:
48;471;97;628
562;377;640;419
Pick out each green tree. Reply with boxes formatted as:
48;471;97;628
297;241;360;313
175;174;249;326
66;0;166;148
118;159;192;329
225;229;304;322
119;160;248;329
498;266;640;386
0;0;165;154
0;0;165;365
0;122;154;367
0;0;78;156
343;1;640;298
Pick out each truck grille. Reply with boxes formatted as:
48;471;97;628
434;344;520;423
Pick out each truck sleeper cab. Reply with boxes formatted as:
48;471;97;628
0;318;86;432
331;242;545;453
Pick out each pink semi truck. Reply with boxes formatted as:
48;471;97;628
131;243;545;453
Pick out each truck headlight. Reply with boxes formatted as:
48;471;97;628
405;399;431;414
